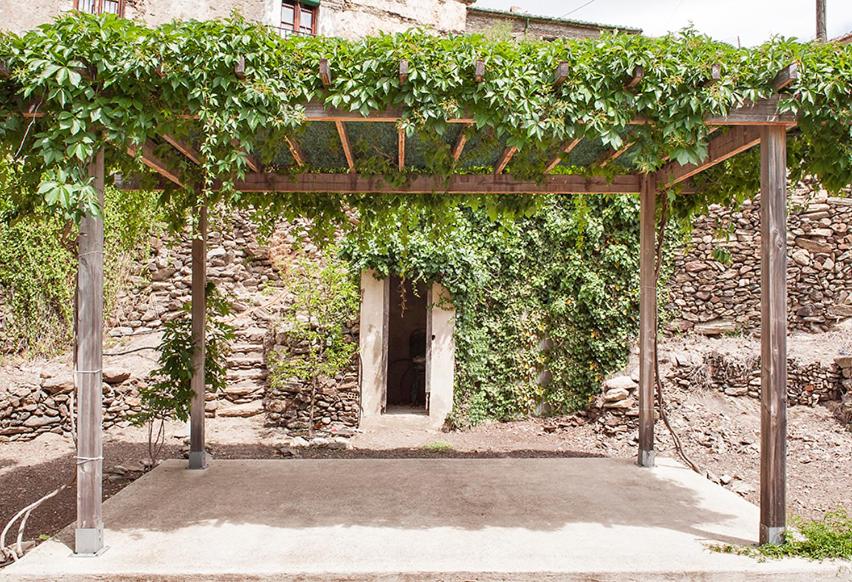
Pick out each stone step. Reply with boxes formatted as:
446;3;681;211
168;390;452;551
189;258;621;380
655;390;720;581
227;353;265;368
230;342;265;354
227;368;268;381
223;381;265;398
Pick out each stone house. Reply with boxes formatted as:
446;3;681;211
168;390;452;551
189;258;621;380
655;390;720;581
1;1;639;40
0;2;638;429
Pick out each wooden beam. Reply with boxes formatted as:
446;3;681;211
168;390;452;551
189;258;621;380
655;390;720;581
234;55;246;80
398;127;406;172
452;127;470;162
128;141;183;187
772;64;799;91
553;62;569;88
244;152;261;173
759;125;787;546
703;63;722;86
319;59;332;87
188;203;208;471
284;136;305;167
657;126;762;187
75;148;105;555
399;60;409;84
495;146;518;174
335;121;355;172
624;66;644;90
638;173;656;468
161;134;203;165
474;60;485;83
545;138;582;173
231;172;641;194
22;97;796;126
599;140;634;167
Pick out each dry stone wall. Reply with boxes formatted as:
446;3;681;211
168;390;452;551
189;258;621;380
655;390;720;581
667;191;852;335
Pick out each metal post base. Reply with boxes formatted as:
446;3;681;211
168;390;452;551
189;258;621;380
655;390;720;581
188;451;209;470
638;449;656;468
760;524;786;546
74;527;105;556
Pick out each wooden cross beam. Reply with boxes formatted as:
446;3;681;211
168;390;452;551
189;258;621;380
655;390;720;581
656;126;762;187
452;126;471;162
161;134;203;165
336;121;355;172
230;172;641;194
624;66;644;90
545;138;582;173
398;127;406;172
474;60;485;83
284;136;305;167
319;59;332;87
772;64;799;90
495;146;518;174
234;56;246;80
553;62;569;88
127;141;183;187
599;140;634;168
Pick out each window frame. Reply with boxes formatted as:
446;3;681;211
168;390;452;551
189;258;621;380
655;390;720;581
73;0;126;17
280;1;319;36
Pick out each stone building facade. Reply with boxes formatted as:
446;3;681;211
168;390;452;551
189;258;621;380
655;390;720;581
0;0;637;40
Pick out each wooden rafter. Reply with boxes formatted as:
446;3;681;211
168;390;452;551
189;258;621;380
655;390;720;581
319;58;332;87
284;136;305;167
128;141;183;187
772;64;799;90
599;140;634;168
656;126;762;187
624;66;644;90
161;134;203;165
495;146;518;174
336;121;355;172
227;173;642;194
545;138;582;173
553;62;569;88
20;97;796;126
398;127;406;172
474;60;485;83
452;126;471;162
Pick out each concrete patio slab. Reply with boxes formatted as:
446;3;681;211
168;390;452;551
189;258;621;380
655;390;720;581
3;457;849;581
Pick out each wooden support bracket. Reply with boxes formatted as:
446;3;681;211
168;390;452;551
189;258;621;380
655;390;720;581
624;66;644;90
772;63;799;91
398;127;406;172
161;134;203;165
495;146;518;174
284;136;305;167
452;126;471;162
336;121;355;172
545;138;582;173
128;141;183;187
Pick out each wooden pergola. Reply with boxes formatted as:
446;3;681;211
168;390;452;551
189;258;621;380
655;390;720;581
31;58;800;554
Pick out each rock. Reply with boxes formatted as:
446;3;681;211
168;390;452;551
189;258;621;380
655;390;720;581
103;367;131;384
794;237;833;254
603;387;630;402
24;415;58;427
289;436;309;447
604;396;635;410
684;261;708;273
792;249;811;266
217;401;263;418
41;375;74;395
603;376;637;391
694;319;737;336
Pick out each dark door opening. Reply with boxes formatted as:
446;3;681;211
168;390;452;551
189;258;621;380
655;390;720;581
386;275;428;412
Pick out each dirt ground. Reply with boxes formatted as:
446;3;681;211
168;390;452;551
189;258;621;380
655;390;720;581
2;374;850;564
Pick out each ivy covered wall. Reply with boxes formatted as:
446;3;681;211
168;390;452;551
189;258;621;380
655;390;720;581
342;194;641;426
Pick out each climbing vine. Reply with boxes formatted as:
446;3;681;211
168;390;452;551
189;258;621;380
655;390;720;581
0;14;847;232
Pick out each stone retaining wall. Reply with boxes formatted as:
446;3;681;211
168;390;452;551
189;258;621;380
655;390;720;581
667;192;852;335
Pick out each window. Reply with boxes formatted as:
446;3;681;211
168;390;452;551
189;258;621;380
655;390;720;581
75;0;125;16
279;1;318;37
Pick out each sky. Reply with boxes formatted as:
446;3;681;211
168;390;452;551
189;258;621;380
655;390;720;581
472;0;852;46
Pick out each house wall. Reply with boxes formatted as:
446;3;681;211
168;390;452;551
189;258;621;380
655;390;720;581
465;8;631;40
0;0;468;36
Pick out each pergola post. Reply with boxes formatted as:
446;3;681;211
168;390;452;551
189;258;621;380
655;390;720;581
188;204;208;470
75;148;105;555
637;174;656;467
759;126;787;545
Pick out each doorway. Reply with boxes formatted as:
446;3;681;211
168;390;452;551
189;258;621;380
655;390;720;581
385;275;428;413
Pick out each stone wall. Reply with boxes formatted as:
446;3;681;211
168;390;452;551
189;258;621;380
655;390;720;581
667;191;852;335
465;7;638;40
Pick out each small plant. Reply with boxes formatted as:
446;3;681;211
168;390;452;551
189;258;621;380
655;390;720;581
268;249;359;435
132;282;234;463
422;441;454;453
711;509;852;561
